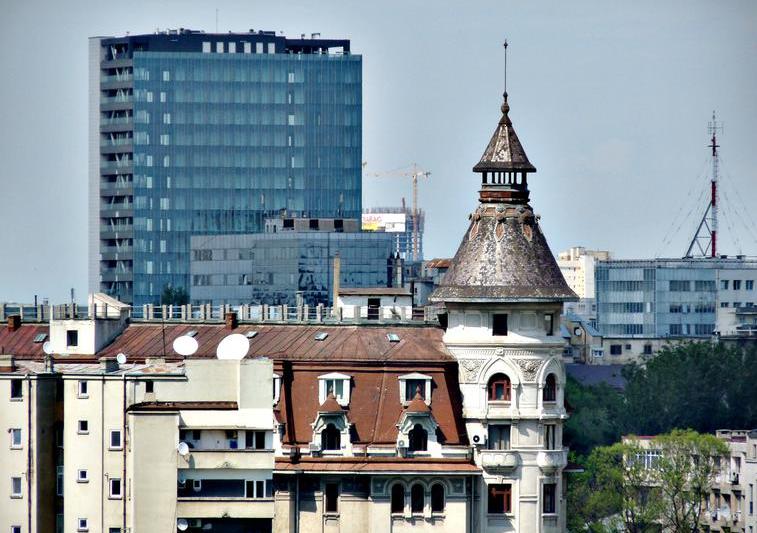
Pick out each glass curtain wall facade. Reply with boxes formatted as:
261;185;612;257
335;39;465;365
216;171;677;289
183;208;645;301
189;232;394;306
90;32;361;307
596;258;757;338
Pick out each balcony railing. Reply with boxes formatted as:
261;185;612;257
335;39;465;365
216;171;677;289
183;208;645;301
101;95;133;104
536;449;568;472
101;117;133;126
101;74;133;83
480;450;519;472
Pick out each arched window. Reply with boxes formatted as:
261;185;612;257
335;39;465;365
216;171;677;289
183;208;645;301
321;423;341;451
408;424;428;452
543;374;557;402
488;373;511;401
391;484;405;514
431;483;445;513
411;483;424;513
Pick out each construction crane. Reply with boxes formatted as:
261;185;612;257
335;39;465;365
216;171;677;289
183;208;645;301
362;163;431;262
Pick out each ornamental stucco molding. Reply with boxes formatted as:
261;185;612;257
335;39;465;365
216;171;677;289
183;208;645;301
513;358;542;381
448;346;549;359
459;359;487;382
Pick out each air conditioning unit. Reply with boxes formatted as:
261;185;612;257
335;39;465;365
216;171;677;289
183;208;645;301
397;439;407;450
471;431;487;447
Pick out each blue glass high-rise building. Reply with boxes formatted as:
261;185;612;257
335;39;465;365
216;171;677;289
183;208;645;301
89;30;361;306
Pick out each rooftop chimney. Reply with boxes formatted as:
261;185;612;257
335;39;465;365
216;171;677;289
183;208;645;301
225;312;238;330
7;315;21;332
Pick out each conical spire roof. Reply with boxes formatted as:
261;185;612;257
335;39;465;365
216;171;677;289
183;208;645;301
473;93;536;173
430;93;575;304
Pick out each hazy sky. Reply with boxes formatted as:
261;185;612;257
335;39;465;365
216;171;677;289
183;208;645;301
1;0;756;303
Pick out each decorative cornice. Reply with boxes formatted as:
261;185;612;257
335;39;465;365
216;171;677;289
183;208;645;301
512;358;542;381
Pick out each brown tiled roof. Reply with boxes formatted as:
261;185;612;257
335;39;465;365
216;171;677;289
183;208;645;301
472;94;536;173
277;364;467;447
275;457;479;473
0;324;48;359
127;401;238;412
318;393;344;413
406;390;430;413
99;323;452;363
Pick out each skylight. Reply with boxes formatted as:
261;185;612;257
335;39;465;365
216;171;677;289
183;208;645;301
314;332;328;341
185;330;198;338
386;333;400;343
245;331;258;339
33;333;48;343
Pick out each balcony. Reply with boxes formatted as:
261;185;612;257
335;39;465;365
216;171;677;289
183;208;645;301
176;498;273;519
100;181;133;194
100;161;133;176
100;246;133;261
100;225;133;239
537;449;568;472
480;450;519;472
178;449;274;470
100;117;133;133
100;271;133;283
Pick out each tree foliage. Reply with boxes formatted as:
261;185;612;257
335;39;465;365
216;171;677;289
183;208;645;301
160;284;189;305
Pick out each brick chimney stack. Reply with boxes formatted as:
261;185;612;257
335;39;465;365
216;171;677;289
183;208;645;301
225;312;238;330
7;315;21;332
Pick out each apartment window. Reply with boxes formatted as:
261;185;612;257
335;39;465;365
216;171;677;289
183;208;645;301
488;484;512;514
408;424;428;452
77;381;88;398
243;42;251;53
245;431;266;450
228;42;236;53
610;344;622;355
544;313;554;336
391;484;405;513
324;483;339;513
202;41;211;53
543;483;557;514
405;379;426;401
287;114;295;126
11;476;22;497
431;483;445;513
643;344;653;355
77;518;88;532
66;330;78;347
321;424;341;451
487;425;511;450
720;302;729;308
670;280;691;291
145;380;154;393
10;379;22;399
267;42;275;53
109;529;120;533
747;280;754;290
109;430;122;449
492;314;508;336
411;483;424;513
734;280;742;290
256;42;264;53
721;280;730;290
545;424;557;450
488;374;511;401
10;428;22;448
109;478;121;499
162;113;171;124
319;373;351;405
543;374;557;402
11;526;21;533
78;420;89;434
215;42;224;53
77;470;88;483
288;72;295;83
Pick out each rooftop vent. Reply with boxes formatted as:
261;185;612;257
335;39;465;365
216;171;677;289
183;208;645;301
386;333;400;343
245;331;258;339
314;332;328;341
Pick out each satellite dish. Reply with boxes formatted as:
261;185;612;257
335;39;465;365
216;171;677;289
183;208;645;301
42;342;53;355
573;327;583;337
173;335;199;356
216;333;249;360
177;518;189;531
116;353;127;365
177;441;190;456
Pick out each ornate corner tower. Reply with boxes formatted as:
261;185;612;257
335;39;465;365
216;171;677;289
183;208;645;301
430;90;576;533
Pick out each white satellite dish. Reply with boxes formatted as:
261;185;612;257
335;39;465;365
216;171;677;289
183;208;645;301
116;353;127;365
42;342;53;355
216;333;249;360
177;441;190;456
177;518;189;531
173;335;199;357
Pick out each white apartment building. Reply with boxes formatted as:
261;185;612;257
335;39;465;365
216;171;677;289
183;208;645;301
556;247;611;300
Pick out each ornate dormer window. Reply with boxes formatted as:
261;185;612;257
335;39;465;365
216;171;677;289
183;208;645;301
488;373;511;402
397;388;439;455
318;372;351;406
398;373;432;406
310;391;351;455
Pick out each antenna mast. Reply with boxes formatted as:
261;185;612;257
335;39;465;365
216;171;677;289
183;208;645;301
503;39;508;98
685;111;722;258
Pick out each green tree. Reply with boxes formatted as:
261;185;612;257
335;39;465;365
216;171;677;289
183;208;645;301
160;284;189;305
564;376;624;455
651;429;728;533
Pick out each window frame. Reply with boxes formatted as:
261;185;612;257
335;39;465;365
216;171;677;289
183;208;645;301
408;424;428;453
487;483;512;514
543;482;557;514
324;482;339;514
66;330;79;347
487;424;511;451
317;373;351;406
108;478;122;499
78;420;89;435
77;518;89;532
487;373;512;402
109;430;122;450
77;469;89;483
410;483;425;514
431;483;445;513
10;428;22;449
10;379;23;400
545;424;557;450
11;476;22;498
390;483;405;514
321;423;342;451
492;314;508;336
543;374;557;403
77;380;88;398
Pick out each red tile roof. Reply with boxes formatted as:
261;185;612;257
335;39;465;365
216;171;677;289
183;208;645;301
406;390;431;413
0;324;48;359
277;364;467;447
99;323;452;363
318;393;344;413
275;457;479;473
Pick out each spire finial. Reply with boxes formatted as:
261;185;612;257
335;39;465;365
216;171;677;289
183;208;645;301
503;39;509;102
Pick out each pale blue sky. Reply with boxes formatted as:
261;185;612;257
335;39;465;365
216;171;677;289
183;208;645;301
1;0;755;303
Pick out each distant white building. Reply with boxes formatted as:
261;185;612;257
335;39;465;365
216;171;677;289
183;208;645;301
556;247;611;300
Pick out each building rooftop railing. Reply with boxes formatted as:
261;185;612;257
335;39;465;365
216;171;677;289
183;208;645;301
0;302;442;326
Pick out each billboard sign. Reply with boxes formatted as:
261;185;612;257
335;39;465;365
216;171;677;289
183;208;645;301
362;213;406;233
